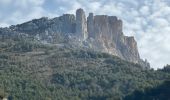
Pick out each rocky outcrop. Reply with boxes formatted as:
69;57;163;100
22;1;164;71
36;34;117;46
87;13;94;38
86;13;141;64
51;14;76;34
76;8;88;40
120;36;140;63
0;8;150;68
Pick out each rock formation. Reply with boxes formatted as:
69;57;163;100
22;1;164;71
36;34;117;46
76;8;88;40
87;13;94;38
86;13;140;63
0;8;150;68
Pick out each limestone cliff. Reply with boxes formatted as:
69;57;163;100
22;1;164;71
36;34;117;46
86;13;140;64
0;8;150;68
76;8;88;40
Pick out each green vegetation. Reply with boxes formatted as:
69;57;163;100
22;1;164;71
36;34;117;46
0;35;169;100
158;64;170;73
124;81;170;100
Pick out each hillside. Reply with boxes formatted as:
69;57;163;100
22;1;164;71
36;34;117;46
0;35;169;100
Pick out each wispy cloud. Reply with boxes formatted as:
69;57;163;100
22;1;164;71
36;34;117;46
0;0;170;69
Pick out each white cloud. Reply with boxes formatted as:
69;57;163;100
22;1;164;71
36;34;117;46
153;18;169;27
0;23;9;27
0;0;12;5
14;0;45;7
0;0;47;25
139;6;150;16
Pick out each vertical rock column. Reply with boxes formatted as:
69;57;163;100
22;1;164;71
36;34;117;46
76;8;88;40
87;13;94;38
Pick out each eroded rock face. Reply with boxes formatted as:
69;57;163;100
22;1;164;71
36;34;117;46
87;13;94;38
120;36;140;63
86;13;141;63
0;8;149;67
76;8;88;40
51;14;76;34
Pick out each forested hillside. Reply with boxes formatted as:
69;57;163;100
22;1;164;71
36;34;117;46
0;34;169;100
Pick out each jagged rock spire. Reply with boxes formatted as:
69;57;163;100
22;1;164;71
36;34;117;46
87;13;94;38
76;8;88;40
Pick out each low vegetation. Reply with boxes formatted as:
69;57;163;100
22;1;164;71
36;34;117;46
0;34;169;100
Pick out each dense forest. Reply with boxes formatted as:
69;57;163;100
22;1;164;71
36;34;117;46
125;80;170;100
0;34;170;100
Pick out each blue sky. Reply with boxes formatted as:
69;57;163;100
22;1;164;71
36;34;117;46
0;0;170;69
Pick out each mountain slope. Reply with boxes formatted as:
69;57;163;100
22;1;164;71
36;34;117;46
0;36;169;100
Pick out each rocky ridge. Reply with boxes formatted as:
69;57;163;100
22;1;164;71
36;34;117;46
0;8;150;68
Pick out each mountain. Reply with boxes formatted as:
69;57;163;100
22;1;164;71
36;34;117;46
0;9;169;99
0;8;150;68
